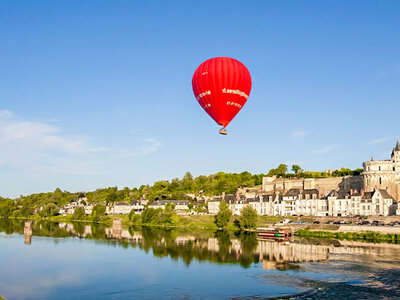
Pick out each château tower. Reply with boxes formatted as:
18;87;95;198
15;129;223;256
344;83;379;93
362;141;400;202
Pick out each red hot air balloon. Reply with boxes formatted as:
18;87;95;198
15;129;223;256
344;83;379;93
192;57;252;135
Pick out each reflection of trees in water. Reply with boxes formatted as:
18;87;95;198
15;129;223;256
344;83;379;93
91;224;108;240
73;222;85;236
236;231;259;268
216;230;231;261
3;220;392;271
0;220;307;269
0;218;25;234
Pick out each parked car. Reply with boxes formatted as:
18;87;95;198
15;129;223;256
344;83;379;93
361;221;370;225
279;219;291;224
355;221;362;225
371;220;379;226
326;221;334;225
339;220;351;224
313;221;320;224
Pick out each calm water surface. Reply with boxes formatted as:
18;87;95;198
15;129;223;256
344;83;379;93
0;219;399;299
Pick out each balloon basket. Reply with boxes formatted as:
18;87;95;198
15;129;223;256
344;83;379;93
219;128;228;135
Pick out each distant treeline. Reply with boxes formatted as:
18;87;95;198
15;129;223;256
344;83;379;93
0;165;363;217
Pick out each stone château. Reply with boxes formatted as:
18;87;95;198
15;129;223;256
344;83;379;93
362;141;400;203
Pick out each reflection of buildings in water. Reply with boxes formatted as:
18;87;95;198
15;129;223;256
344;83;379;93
175;235;196;244
258;241;329;266
24;221;33;245
112;219;122;239
58;223;92;238
50;223;400;269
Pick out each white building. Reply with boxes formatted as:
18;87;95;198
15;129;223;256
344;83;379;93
327;189;395;217
147;200;190;211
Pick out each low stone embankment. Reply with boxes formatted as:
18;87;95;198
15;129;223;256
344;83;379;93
338;225;400;234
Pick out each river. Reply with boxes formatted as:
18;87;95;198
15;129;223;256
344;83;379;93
0;219;399;299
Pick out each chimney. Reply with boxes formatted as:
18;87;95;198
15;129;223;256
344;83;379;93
350;189;353;195
235;189;240;201
361;189;365;197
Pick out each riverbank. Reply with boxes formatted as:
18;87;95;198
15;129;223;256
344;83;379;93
3;215;400;243
295;228;399;244
3;214;295;230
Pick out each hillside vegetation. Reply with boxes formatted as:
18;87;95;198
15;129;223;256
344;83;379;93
0;165;363;218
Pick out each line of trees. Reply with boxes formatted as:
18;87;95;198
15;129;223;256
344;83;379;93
267;164;363;178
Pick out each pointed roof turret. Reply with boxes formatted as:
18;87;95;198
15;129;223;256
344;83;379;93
371;156;374;161
396;141;400;151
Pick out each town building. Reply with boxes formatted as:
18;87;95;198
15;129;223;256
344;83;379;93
327;189;394;217
207;199;221;214
362;141;400;203
147;200;190;211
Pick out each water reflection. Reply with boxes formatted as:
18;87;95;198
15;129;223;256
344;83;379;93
2;219;399;271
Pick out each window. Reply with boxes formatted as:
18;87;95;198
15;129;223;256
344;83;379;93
379;177;382;185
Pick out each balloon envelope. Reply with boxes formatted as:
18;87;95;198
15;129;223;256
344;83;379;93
192;57;252;128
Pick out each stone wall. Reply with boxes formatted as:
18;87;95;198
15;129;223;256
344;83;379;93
262;176;364;196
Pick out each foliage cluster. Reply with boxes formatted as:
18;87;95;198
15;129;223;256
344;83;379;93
132;206;179;226
238;206;258;229
215;200;232;228
268;164;363;179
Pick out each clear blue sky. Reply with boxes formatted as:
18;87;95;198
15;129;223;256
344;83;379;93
1;1;400;198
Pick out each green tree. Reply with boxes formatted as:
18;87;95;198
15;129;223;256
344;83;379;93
291;164;302;174
183;171;193;181
267;164;288;177
0;199;16;218
276;164;288;176
40;203;59;217
72;207;85;219
141;208;158;224
238;206;258;229
215;200;232;228
90;204;106;222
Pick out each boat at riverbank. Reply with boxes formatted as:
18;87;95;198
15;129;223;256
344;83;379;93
257;227;292;241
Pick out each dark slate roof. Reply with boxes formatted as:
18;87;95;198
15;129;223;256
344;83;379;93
302;189;319;195
224;194;236;202
378;189;393;199
284;188;301;197
396;141;400;151
337;190;351;199
151;200;190;205
212;197;222;201
362;192;373;200
247;198;257;203
328;190;338;197
261;194;274;202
